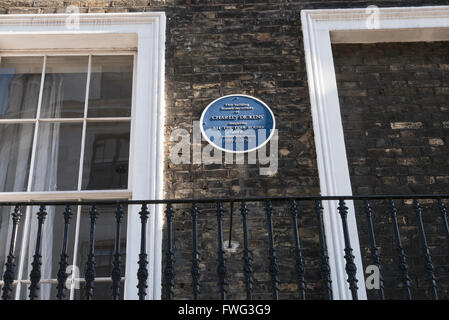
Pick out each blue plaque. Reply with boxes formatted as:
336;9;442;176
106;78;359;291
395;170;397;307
200;94;276;153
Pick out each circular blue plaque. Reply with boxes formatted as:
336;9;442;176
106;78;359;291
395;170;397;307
200;94;276;153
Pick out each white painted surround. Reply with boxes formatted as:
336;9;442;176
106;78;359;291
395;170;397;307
0;13;166;300
301;6;449;300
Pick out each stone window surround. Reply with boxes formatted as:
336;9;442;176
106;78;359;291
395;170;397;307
0;12;166;300
301;5;449;300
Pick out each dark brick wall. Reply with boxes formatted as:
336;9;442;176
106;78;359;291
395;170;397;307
334;42;449;299
162;0;320;300
2;0;449;300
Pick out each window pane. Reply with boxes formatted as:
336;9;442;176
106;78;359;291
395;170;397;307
32;123;82;191
88;55;133;117
82;122;130;190
40;56;88;118
0;57;42;119
0;123;34;192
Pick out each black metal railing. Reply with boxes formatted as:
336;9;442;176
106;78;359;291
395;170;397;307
1;194;449;300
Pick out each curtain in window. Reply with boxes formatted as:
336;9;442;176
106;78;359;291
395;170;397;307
24;74;64;299
0;73;40;191
0;73;41;287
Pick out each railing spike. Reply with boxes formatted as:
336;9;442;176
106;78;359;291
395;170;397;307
240;201;254;300
363;200;385;300
337;199;358;300
438;199;449;249
266;200;279;300
56;205;72;300
164;203;175;300
2;205;22;300
216;202;228;300
290;200;306;300
111;203;124;300
29;205;47;300
389;200;412;300
413;200;438;300
315;200;332;300
191;203;201;300
137;204;149;300
85;205;98;300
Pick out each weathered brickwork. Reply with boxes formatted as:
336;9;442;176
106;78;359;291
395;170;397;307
2;0;449;300
162;1;320;300
334;42;449;299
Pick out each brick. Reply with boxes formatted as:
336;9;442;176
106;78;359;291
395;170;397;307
429;138;444;146
390;122;423;130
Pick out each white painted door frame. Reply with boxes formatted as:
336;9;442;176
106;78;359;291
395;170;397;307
301;5;449;300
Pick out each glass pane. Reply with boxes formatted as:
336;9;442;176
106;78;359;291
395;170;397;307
88;55;133;117
82;122;130;190
32;122;82;191
74;204;127;300
0;57;43;119
40;56;88;118
20;205;77;300
0;123;34;192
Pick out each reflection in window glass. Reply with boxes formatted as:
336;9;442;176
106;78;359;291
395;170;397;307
0;123;35;192
41;56;88;118
32;123;83;191
88;55;133;117
0;57;43;119
82;122;130;190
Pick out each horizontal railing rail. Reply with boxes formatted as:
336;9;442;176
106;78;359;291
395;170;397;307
0;194;448;300
2;193;449;206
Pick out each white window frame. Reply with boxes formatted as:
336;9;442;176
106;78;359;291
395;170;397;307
0;13;166;300
301;5;449;300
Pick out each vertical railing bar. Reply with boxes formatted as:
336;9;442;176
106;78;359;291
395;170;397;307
438;199;449;249
111;204;124;300
240;201;253;300
216;202;228;300
290;200;306;300
14;206;32;300
266;200;279;300
315;200;332;300
228;200;234;248
137;204;149;300
337;199;358;300
56;205;72;300
191;203;201;300
69;205;82;300
389;200;412;300
363;200;385;300
2;205;23;300
84;205;98;300
413;200;438;300
164;203;175;300
28;205;47;300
